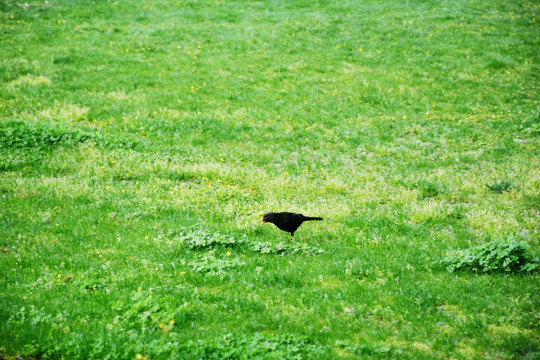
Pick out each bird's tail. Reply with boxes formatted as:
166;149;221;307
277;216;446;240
303;216;323;221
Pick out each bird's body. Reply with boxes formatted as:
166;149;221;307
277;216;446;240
261;212;323;239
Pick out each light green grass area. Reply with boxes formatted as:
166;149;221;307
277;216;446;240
1;0;539;358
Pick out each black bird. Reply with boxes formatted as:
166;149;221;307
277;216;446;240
261;212;323;239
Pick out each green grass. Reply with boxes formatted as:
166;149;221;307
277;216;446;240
1;0;539;358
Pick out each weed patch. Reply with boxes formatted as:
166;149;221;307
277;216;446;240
251;241;325;257
0;121;136;152
178;228;247;250
177;228;324;257
335;340;395;358
415;180;447;199
0;121;92;151
189;252;245;275
182;333;326;359
440;238;539;274
485;179;513;193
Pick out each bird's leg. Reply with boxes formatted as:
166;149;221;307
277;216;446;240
290;233;294;241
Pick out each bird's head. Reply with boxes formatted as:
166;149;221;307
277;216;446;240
261;212;275;226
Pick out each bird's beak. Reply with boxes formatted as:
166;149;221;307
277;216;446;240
260;220;266;226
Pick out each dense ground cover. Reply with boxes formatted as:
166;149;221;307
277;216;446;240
0;0;538;358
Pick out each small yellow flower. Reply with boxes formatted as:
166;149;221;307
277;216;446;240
136;354;142;360
159;323;164;329
226;251;231;256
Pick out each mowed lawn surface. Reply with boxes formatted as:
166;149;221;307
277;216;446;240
0;0;539;358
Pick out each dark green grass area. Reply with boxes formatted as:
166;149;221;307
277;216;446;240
1;0;539;359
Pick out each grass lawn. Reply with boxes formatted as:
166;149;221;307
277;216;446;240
1;0;539;358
